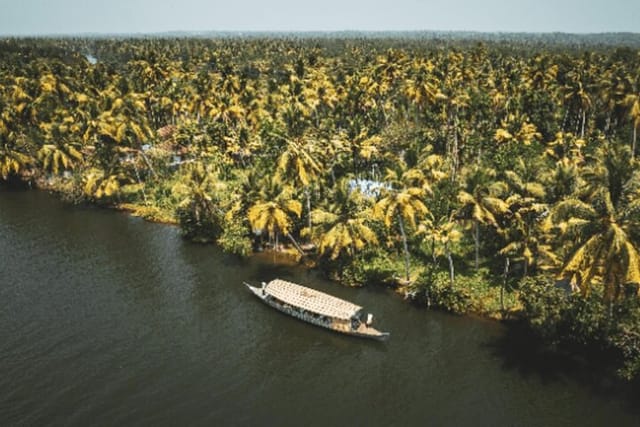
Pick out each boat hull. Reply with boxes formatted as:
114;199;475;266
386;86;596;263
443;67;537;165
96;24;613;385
245;283;390;341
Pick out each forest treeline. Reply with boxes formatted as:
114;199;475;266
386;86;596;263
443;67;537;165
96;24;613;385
1;37;639;380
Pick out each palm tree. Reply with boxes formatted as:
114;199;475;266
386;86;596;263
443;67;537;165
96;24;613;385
85;88;152;151
456;166;510;270
37;142;83;176
0;119;32;181
374;169;430;282
541;156;580;204
403;58;446;122
560;66;593;138
247;180;303;251
172;161;226;239
0;143;31;181
597;63;629;135
442;85;469;179
82;168;127;200
544;131;585;165
499;159;553;277
500;199;557;278
273;133;322;230
623;90;640;159
418;214;462;288
554;142;640;301
307;179;378;261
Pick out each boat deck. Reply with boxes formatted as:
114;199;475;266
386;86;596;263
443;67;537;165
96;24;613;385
246;279;390;341
264;279;362;320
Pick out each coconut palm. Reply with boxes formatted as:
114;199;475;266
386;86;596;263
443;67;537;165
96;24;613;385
554;142;640;301
597;63;630;135
541;156;581;204
172;161;226;239
499;158;555;277
306;178;378;261
418;214;462;288
456;166;510;270
274;133;322;230
623;89;640;159
247;180;303;251
0;143;31;181
37;142;83;176
82;168;128;200
374;168;430;282
404;58;446;121
0;119;32;181
560;66;593;138
500;199;557;278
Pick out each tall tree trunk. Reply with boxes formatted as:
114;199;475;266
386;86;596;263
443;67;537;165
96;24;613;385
287;233;306;257
132;161;147;202
446;244;455;288
352;144;359;177
501;257;510;313
446;110;455;182
139;151;158;178
431;238;437;263
632;125;637;160
451;111;460;181
305;187;312;231
523;257;528;278
473;220;480;270
581;109;586;139
397;214;411;282
273;233;278;263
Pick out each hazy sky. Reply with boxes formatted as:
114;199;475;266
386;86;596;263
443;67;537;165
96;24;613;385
1;0;638;35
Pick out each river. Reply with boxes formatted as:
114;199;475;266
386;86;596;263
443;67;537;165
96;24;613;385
1;189;638;426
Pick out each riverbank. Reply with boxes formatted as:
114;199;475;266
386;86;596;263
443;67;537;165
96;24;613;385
28;177;521;320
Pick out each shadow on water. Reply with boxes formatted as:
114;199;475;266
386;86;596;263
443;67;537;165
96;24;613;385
484;320;640;416
0;179;32;191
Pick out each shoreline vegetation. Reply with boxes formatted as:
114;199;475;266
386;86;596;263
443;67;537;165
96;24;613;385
1;35;640;381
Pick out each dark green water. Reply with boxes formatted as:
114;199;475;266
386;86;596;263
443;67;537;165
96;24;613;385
1;190;638;426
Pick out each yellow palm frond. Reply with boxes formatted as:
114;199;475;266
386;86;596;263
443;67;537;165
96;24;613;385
624;242;640;287
284;199;302;217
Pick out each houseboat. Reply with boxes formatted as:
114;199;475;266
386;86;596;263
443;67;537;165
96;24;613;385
245;279;390;340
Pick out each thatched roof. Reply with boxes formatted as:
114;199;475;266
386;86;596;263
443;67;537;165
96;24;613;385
265;279;362;320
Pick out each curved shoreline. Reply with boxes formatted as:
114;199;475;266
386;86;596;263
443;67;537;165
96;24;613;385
12;180;519;321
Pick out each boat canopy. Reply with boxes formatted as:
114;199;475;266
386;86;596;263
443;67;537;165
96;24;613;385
264;279;362;320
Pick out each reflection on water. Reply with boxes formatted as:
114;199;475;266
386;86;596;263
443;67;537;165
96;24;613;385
0;189;638;426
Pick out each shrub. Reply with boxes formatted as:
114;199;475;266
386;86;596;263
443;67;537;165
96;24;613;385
322;250;398;287
518;276;570;344
413;268;472;314
609;300;640;381
218;219;252;257
175;200;221;242
519;275;640;381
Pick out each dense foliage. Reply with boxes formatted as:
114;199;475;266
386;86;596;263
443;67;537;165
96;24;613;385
520;276;640;380
1;36;639;379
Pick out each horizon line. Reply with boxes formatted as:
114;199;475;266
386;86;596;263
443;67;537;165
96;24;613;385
1;29;640;38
